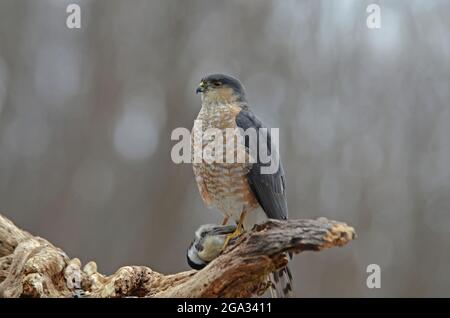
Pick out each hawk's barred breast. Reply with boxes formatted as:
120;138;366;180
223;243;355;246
192;102;259;222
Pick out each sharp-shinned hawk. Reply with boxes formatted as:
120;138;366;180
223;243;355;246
191;74;292;297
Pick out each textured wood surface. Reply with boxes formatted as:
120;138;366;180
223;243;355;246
0;214;356;298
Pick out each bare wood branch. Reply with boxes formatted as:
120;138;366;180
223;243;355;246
0;214;356;298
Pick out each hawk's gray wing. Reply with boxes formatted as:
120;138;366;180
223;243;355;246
235;108;288;220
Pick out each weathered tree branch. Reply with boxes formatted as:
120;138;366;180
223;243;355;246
0;214;356;298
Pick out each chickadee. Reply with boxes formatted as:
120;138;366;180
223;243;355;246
187;224;237;270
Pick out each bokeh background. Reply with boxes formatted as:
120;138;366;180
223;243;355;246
0;0;449;297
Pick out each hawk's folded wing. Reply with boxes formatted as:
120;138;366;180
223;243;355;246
235;108;288;220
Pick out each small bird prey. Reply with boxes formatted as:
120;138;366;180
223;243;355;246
187;224;237;270
192;74;292;297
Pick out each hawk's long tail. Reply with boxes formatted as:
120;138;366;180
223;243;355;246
269;264;293;298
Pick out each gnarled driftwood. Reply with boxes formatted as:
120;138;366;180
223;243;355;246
0;214;355;298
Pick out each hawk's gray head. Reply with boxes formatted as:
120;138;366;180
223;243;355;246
196;74;247;104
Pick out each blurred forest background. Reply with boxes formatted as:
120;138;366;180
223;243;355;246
0;0;449;297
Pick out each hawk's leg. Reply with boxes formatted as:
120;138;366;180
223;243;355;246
236;210;247;232
221;210;247;251
222;216;229;225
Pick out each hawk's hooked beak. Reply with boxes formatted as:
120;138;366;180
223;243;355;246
196;81;206;94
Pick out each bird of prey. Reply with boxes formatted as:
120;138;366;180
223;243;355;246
191;74;292;297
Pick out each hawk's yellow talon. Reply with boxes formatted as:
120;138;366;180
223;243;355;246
221;221;244;251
